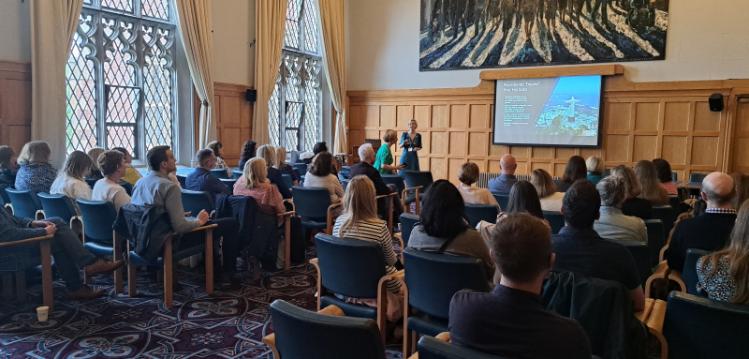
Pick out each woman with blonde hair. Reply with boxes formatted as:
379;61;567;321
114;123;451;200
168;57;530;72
257;144;291;199
634;160;669;206
374;129;404;174
585;156;604;186
274;146;300;185
15;140;57;193
697;199;749;304
233;157;285;217
51;150;93;202
332;175;402;320
611;165;652;219
86;147;105;180
531;169;564;212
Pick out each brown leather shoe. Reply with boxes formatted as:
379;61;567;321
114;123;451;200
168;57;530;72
67;285;105;300
84;259;124;276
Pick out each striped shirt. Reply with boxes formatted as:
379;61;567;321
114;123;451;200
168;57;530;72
333;214;401;293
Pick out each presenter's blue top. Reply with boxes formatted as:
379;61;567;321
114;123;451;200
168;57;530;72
399;132;421;171
374;143;394;174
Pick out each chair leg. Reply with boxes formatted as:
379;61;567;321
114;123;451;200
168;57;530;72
14;270;25;302
39;241;54;311
113;233;123;294
284;218;291;270
163;238;173;309
204;230;214;295
126;243;137;297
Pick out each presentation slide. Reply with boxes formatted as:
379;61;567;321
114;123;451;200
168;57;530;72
493;75;602;147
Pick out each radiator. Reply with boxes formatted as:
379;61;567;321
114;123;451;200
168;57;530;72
477;173;531;188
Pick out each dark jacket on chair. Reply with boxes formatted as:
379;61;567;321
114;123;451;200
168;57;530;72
543;271;648;359
114;203;172;261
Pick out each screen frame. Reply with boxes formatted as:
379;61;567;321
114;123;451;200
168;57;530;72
491;75;604;148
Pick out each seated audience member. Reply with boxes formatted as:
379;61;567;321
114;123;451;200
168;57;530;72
731;172;749;209
86;147;105;180
238;139;257;170
0;203;123;299
634;160;669;206
51;150;94;204
131;146;240;287
15;141;57;193
653;158;678;196
557;156;587;192
373;130;402;175
350;143;401;219
185;149;230;202
450;213;591;359
586;156;604;186
332;175;403;320
303;151;344;204
593;176;647;243
611;165;653;220
666;172;737;272
505;181;544;219
92;150;131;211
234;158;285;217
531;169;564;212
0;145;18;190
206;140;227;169
113;147;142;186
258;145;292;199
488;154;517;195
274;146;300;184
457;162;499;207
408;180;494;278
313;141;328;155
697;199;749;304
552;180;645;311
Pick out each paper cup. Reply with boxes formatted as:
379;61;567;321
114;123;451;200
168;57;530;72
36;306;49;322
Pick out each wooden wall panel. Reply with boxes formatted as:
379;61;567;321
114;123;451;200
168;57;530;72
213;82;253;166
348;77;749;182
0;61;32;153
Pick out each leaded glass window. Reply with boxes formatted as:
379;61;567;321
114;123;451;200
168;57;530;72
269;0;323;153
66;0;177;159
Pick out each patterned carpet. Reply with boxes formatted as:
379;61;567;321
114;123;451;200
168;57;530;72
0;258;403;359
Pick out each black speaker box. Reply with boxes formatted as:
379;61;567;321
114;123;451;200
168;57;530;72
245;89;257;103
709;93;724;112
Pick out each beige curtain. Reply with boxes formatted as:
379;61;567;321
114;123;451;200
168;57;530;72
253;0;289;145
175;0;216;150
317;0;347;155
30;0;84;168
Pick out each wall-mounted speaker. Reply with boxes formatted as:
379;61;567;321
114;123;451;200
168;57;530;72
709;93;724;112
245;89;257;103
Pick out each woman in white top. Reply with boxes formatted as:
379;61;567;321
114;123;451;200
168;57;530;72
92;150;131;211
531;169;564;212
303;152;344;204
332;175;402;321
50;151;93;204
457;162;499;208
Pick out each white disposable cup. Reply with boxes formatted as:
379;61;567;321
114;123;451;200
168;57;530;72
36;306;49;322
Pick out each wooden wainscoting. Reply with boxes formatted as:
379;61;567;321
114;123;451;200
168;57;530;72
0;61;32;152
213;82;253;167
348;77;749;183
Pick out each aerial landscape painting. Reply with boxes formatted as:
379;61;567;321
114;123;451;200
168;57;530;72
420;0;670;71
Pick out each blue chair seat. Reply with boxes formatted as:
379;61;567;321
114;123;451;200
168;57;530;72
84;241;115;258
127;244;205;268
321;295;377;319
407;316;448;338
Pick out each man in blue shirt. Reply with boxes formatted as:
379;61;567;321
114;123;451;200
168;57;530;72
186;149;231;202
449;213;591;358
488;154;517;195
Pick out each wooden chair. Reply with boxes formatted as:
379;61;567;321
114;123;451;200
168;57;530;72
0;235;54;310
376;192;399;235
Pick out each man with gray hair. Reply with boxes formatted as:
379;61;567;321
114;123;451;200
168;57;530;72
666;172;737;272
350;142;401;219
593;176;647;243
488;154;518;195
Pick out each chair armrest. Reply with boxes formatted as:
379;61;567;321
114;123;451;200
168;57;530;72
189;223;219;233
435;332;451;342
326;203;343;234
644;261;670;298
390;269;405;281
280;210;295;218
636;298;668;358
0;234;54;248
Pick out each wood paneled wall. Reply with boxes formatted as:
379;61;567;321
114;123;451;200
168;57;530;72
212;82;253;166
0;61;31;153
348;77;749;183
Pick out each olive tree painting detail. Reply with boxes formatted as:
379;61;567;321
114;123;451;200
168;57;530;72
420;0;669;71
